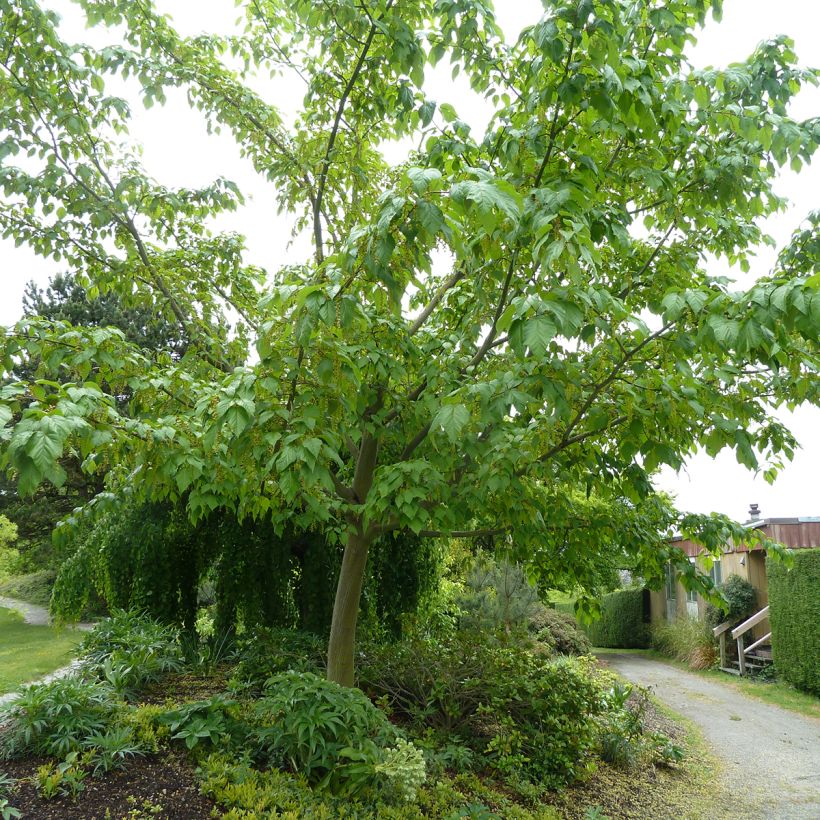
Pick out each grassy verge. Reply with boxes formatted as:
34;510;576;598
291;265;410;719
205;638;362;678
593;647;820;721
0;606;81;695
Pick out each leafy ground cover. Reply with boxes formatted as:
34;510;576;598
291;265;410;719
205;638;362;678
594;648;820;720
0;610;735;819
0;607;80;695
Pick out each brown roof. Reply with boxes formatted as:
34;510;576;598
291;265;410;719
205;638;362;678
671;518;820;557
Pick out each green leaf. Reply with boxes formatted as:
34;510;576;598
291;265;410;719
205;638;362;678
431;404;470;443
523;315;557;358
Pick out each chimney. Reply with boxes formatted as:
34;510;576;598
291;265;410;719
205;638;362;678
749;503;761;520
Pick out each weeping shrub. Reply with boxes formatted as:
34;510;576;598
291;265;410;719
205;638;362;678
52;497;442;639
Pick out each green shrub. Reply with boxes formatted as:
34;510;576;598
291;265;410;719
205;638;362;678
530;609;592;656
0;569;56;607
158;695;247;752
705;574;756;626
585;589;650;648
358;633;606;788
0;676;123;759
77;609;183;695
253;671;425;800
231;626;326;692
651;618;717;670
768;550;820;695
457;560;541;636
597;681;684;769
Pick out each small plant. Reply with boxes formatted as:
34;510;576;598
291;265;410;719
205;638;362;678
158;695;244;751
78;610;183;695
122;704;173;753
253;671;424;799
596;682;684;770
37;752;88;799
120;795;166;818
0;676;122;760
82;726;144;775
0;776;20;820
0;799;21;820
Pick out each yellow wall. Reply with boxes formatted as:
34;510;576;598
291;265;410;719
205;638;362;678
649;550;770;639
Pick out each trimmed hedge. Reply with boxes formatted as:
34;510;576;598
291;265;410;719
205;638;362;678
586;589;650;648
767;549;820;695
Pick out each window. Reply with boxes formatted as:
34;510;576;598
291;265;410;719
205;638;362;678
709;559;723;587
665;563;677;599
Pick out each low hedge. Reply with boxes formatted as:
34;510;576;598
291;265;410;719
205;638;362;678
767;549;820;695
586;589;650;649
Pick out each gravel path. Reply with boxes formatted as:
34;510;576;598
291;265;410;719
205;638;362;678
0;595;93;630
602;652;820;819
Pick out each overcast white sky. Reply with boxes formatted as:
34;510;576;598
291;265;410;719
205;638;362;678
1;0;818;522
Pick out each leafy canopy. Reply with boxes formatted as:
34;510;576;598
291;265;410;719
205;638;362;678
1;1;819;608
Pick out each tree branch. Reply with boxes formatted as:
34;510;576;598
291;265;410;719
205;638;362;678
312;0;395;263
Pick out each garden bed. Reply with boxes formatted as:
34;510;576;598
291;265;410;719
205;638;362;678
2;752;215;819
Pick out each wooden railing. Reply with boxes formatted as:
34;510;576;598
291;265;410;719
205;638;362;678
731;606;770;675
712;619;733;669
713;606;772;675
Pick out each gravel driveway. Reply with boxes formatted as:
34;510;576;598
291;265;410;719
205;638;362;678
601;652;820;819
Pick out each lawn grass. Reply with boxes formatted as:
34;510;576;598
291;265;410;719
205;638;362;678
593;647;820;720
0;606;81;695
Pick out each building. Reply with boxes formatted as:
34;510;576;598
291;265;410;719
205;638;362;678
648;506;820;642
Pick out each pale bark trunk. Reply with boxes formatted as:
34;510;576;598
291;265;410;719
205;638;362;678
326;527;371;686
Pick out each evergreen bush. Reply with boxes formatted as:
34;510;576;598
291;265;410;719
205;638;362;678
767;550;820;695
586;589;650;649
704;574;756;626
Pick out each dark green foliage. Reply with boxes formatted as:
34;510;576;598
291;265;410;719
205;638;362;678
767;550;820;695
705;574;756;626
530;609;592;656
211;515;297;636
364;533;443;639
457;560;541;636
53;496;439;640
358;632;606;788
586;589;650;649
21;273;188;359
293;535;341;636
231;627;326;692
158;696;245;751
253;671;425;799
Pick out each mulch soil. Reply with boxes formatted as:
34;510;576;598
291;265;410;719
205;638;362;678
1;752;217;820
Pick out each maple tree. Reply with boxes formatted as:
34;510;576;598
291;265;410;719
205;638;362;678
1;0;818;684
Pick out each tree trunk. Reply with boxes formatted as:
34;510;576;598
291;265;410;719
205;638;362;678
326;526;371;686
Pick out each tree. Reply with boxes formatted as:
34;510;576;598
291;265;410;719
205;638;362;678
0;269;192;567
1;0;818;685
22;272;189;360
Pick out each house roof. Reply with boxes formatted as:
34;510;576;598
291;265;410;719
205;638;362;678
670;517;820;556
